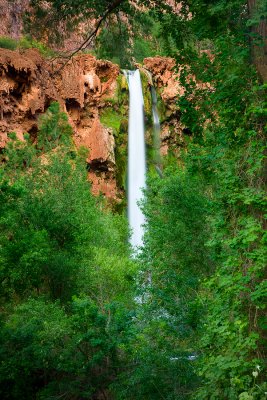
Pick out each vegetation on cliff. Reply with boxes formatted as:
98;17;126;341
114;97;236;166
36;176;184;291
0;1;266;399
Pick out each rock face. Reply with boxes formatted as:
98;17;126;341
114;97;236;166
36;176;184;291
144;57;185;102
0;0;94;53
0;48;188;201
144;57;186;157
0;48;120;199
0;0;28;39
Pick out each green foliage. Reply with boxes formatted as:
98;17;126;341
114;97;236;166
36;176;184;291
18;36;55;57
100;107;122;134
37;101;73;150
0;105;83;301
131;13;167;62
173;9;267;397
0;103;137;399
95;11;171;67
113;168;212;399
96;20;132;68
114;133;128;192
0;35;54;56
0;36;17;50
0;297;125;399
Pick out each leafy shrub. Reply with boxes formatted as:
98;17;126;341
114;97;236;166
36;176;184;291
0;36;17;50
0;102;136;399
19;36;55;57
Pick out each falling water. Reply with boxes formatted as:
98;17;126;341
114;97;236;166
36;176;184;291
125;70;146;250
151;85;162;175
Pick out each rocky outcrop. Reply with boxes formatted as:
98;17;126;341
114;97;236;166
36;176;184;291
144;56;186;157
0;49;190;200
144;56;185;102
0;48;120;199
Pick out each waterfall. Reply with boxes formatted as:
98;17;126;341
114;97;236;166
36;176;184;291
125;70;146;250
151;85;162;175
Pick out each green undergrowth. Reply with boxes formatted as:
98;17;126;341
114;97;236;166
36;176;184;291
0;37;17;50
0;102;137;400
0;35;55;57
100;108;122;133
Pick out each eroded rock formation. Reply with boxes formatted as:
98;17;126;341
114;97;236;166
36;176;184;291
0;48;187;201
144;56;186;157
0;48;120;199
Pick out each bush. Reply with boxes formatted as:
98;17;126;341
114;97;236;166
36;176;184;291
19;36;55;57
0;36;17;50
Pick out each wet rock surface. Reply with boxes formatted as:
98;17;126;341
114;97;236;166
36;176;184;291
144;56;186;157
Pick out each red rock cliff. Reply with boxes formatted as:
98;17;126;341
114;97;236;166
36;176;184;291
0;48;120;199
0;48;188;201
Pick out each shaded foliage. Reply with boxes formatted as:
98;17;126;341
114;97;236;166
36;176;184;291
112;169;212;399
0;103;136;399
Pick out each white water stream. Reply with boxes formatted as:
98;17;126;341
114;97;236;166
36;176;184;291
125;70;146;250
151;85;162;175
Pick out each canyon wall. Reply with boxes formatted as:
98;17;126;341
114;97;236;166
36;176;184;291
0;0;28;39
0;0;93;53
0;48;185;202
0;48;121;199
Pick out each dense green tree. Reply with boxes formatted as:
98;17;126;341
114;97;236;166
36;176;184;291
172;2;267;398
0;297;132;399
0;103;137;399
95;12;167;67
112;168;212;399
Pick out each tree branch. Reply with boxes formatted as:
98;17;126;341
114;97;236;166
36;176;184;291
52;0;127;75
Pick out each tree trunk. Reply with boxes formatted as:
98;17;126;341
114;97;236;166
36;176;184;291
247;0;267;81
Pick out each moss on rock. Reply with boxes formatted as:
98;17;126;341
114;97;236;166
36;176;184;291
140;70;152;120
99;73;129;194
100;108;122;135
